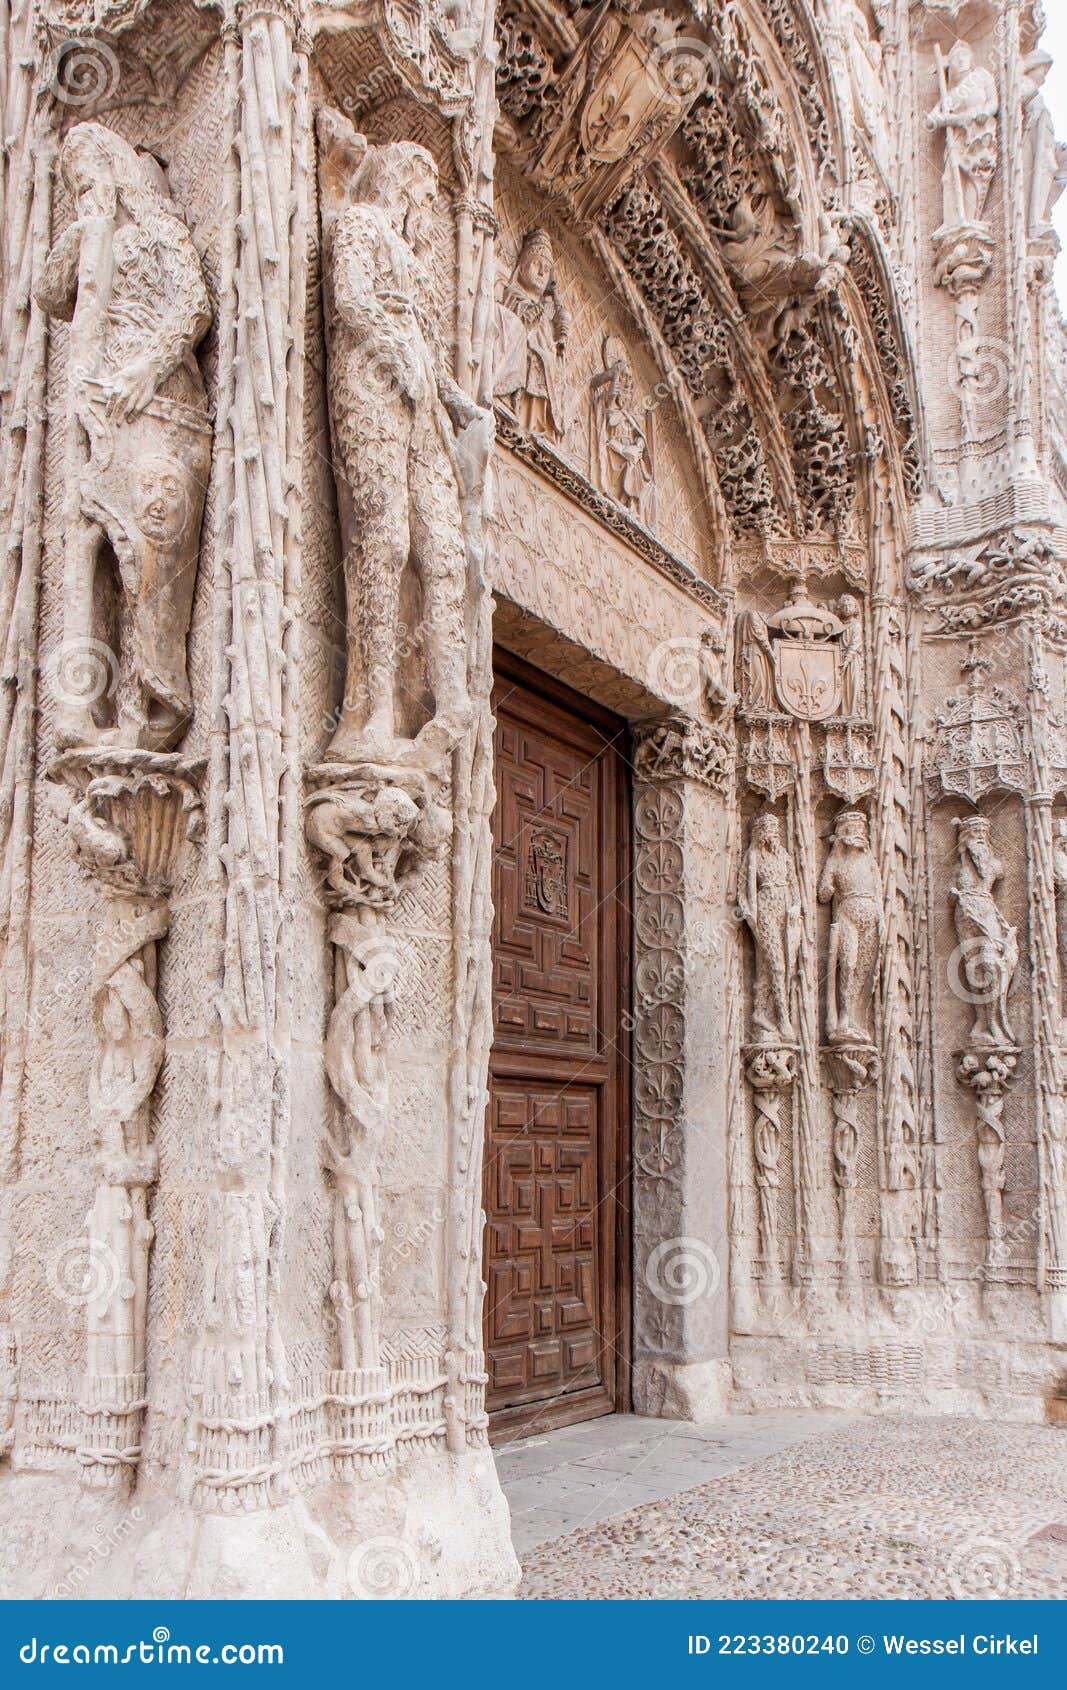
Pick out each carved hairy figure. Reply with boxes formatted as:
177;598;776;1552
950;814;1018;1048
317;107;485;768
738;812;801;1042
818;809;882;1045
37;122;212;752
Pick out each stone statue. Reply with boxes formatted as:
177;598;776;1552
589;335;654;523
493;228;570;442
741;610;776;712
844;0;891;169
1022;50;1067;243
738;812;801;1041
836;593;866;717
818;809;882;1045
36;122;212;752
926;42;998;230
950;814;1018;1048
316;107;486;768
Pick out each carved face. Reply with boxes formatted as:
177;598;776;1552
838;594;860;621
137;458;188;545
834;813;869;850
753;814;781;850
518;239;554;296
948;43;973;82
401;156;438;253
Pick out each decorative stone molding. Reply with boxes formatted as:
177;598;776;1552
823;1042;880;1302
633;717;732;796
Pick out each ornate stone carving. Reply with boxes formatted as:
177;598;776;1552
740;585;846;723
317;108;487;770
823;1041;880;1301
1053;818;1067;1038
927;42;999;233
738;812;800;1043
588;336;654;525
819;809;883;1046
911;531;1067;635
822;722;876;803
1021;49;1067;246
494;228;570;444
956;1048;1019;1275
633;717;732;796
925;644;1029;805
35;123;212;753
950;814;1019;1049
47;749;203;1487
743;1043;795;1293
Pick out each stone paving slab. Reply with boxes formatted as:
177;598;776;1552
497;1411;844;1555
514;1416;1067;1600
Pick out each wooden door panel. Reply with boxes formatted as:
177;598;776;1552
484;654;630;1438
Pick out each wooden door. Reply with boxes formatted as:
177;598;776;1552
483;651;630;1440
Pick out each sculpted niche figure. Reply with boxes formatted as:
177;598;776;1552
589;335;654;523
494;228;570;443
1022;50;1067;242
36;123;212;751
738;813;801;1042
316;108;487;767
926;43;999;230
818;810;882;1045
950;814;1019;1048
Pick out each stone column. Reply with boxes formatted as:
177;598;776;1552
630;719;733;1420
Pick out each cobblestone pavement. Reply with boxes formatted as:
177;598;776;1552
513;1416;1067;1600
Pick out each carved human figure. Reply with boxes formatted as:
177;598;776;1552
836;593;866;717
843;0;891;167
818;809;882;1045
316;108;485;767
36;123;212;751
1022;50;1067;242
738;813;801;1041
950;814;1018;1048
700;624;737;722
494;228;570;442
741;610;776;712
926;42;999;229
589;335;654;523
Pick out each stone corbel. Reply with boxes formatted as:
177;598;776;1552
47;749;203;1490
632;716;733;796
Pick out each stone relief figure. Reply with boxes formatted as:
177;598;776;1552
1022;50;1067;243
950;814;1018;1048
738;812;801;1042
740;610;776;712
818;809;882;1045
589;335;654;524
493;227;570;443
36;122;212;752
843;0;892;169
836;593;866;717
926;42;999;230
316;107;488;768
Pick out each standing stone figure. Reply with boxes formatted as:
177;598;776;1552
818;809;882;1045
1022;50;1067;242
36;122;212;751
317;107;485;767
589;335;654;523
926;43;999;229
738;813;801;1041
950;814;1018;1048
494;227;570;442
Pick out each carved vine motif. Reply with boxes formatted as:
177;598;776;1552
743;1043;796;1293
48;749;203;1489
911;531;1067;636
35;122;212;753
823;1042;880;1302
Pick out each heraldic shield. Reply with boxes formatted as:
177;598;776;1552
773;639;841;721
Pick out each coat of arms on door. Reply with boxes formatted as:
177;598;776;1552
524;828;570;918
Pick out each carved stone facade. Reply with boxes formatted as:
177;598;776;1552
0;0;1066;1599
